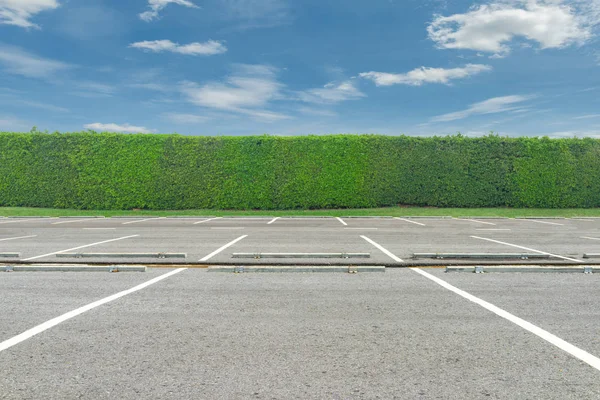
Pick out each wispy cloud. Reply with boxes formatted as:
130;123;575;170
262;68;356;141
360;64;492;86
128;83;171;92
139;0;199;22
573;114;600;119
220;0;291;30
72;81;116;98
431;95;534;122
0;44;73;79
0;0;59;29
428;0;593;57
18;100;69;113
84;123;153;134
297;107;338;117
130;40;227;56
0;114;30;131
179;64;290;121
163;113;210;124
297;80;365;104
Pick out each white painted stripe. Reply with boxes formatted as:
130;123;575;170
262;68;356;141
193;217;222;225
394;217;426;226
0;218;57;224
83;228;116;230
122;217;165;225
0;268;187;353
344;228;378;230
476;229;511;231
22;235;140;261
52;219;99;225
336;217;347;226
360;236;403;262
581;236;600;241
460;218;496;226
471;236;582;263
210;227;245;230
0;235;37;242
517;219;564;226
199;235;248;262
267;217;280;225
410;268;600;372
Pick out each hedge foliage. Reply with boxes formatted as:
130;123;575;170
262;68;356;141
1;132;599;210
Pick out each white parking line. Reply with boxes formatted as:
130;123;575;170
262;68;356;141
0;235;37;242
193;217;222;225
476;229;511;231
460;218;497;226
345;228;378;230
122;217;165;225
411;268;600;372
581;236;600;241
517;219;564;226
22;235;140;261
360;236;403;262
199;235;248;262
336;217;348;226
0;218;57;224
394;218;426;226
0;268;187;353
267;217;280;225
471;236;583;263
52;219;100;225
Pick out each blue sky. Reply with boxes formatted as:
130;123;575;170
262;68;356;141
0;0;599;137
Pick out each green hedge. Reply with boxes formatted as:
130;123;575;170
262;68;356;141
1;132;599;209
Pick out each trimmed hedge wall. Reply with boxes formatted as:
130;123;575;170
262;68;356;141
1;132;599;210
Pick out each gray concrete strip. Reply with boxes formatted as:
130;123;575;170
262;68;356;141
0;253;20;258
583;254;600;258
231;252;371;259
414;253;550;259
4;265;146;272
446;265;599;273
207;265;385;273
55;253;186;259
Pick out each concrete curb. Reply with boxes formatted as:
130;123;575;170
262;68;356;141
3;265;146;272
231;253;371;259
208;265;385;273
56;253;187;259
414;253;550;260
0;253;20;258
446;265;597;273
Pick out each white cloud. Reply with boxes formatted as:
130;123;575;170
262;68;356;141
179;64;289;121
139;0;198;22
163;113;210;124
84;123;153;134
573;114;600;119
428;0;594;56
220;0;291;29
298;80;365;104
359;64;492;86
297;107;338;117
0;114;30;131
431;95;533;122
0;0;59;29
77;81;116;96
0;44;72;78
129;83;171;92
130;40;227;56
18;100;68;113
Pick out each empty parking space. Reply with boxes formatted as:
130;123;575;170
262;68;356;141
1;217;599;265
1;269;599;399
